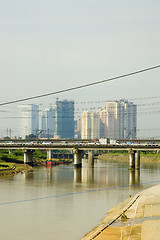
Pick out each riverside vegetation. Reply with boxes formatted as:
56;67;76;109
98;150;160;163
0;149;46;177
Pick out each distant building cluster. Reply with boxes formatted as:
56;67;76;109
18;99;137;140
18;100;74;139
78;99;137;140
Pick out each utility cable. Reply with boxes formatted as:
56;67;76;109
0;64;160;107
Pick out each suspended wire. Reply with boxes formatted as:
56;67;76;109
1;109;160;120
1;106;160;121
0;95;160;117
0;100;160;116
0;65;160;107
74;95;160;104
1;95;160;111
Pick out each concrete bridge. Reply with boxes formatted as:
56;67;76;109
0;142;159;169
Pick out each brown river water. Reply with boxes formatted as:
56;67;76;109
0;158;160;240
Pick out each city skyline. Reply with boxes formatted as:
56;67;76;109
14;98;137;140
1;94;159;139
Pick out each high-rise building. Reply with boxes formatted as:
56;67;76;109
99;109;108;138
81;111;100;139
91;112;100;139
99;100;137;140
99;101;122;139
74;118;81;138
55;100;74;138
41;113;47;137
46;107;55;138
41;107;55;138
18;104;39;138
81;111;91;139
105;101;122;139
120;99;137;139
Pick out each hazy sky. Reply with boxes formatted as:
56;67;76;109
0;0;160;137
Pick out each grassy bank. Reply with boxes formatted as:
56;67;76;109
0;149;24;163
0;149;45;176
98;151;160;163
0;162;32;177
0;149;47;163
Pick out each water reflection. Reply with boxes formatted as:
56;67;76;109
82;167;94;184
23;169;34;180
129;170;140;186
23;161;141;189
74;167;82;183
74;160;141;188
74;166;95;184
87;167;94;184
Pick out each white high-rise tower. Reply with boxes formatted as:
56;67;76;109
81;111;100;139
18;104;39;138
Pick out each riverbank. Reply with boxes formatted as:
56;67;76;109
0;162;32;177
82;183;160;239
0;149;45;177
98;152;160;163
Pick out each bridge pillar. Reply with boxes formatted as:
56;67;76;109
9;149;14;154
88;150;94;166
24;150;34;165
129;149;135;169
135;150;140;169
47;150;52;159
74;149;82;168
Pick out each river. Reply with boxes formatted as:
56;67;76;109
0;158;160;240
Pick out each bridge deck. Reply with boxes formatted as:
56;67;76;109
0;143;159;151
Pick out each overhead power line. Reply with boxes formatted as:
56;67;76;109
0;64;160;107
1;109;160;119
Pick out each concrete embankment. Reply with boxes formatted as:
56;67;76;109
82;184;160;240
